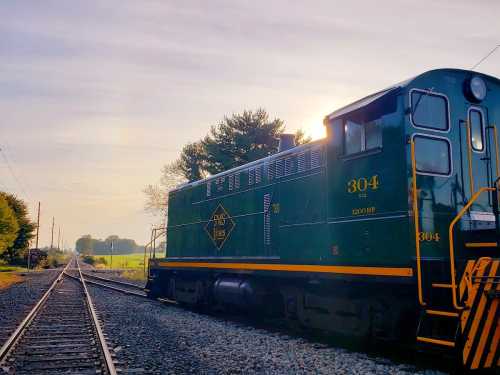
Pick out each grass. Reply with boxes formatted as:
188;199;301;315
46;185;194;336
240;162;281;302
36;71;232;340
0;262;27;272
88;252;166;281
0;272;24;289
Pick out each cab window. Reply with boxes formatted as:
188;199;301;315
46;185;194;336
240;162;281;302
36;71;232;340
344;120;382;155
411;90;449;131
469;108;484;152
414;135;451;176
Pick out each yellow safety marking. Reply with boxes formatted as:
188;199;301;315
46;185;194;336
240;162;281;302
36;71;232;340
471;279;499;369
460;260;475;300
157;261;414;277
432;283;453;289
426;309;459;317
484;283;500;368
463;261;498;365
465;242;498;248
417;336;455;347
461;260;488;331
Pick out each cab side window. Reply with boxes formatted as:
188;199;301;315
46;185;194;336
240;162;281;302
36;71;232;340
469;108;484;152
414;135;451;176
344;120;382;155
411;90;449;131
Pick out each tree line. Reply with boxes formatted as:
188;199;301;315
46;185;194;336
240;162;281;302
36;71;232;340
0;192;36;264
75;234;143;255
144;108;310;218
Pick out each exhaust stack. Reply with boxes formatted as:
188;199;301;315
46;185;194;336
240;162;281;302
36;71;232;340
278;134;295;153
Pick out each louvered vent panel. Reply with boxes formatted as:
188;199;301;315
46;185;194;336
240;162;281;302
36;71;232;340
268;162;275;180
298;153;306;172
249;169;255;185
284;158;292;175
234;173;240;189
311;148;321;168
276;159;284;178
255;166;262;184
228;175;234;191
263;193;271;245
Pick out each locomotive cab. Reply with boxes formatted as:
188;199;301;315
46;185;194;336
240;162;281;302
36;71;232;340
323;69;500;371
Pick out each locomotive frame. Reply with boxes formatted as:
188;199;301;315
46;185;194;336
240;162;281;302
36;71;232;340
147;68;500;372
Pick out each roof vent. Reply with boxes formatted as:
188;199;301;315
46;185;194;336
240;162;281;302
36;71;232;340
278;134;295;153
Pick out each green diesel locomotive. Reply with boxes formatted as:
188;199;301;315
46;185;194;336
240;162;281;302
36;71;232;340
147;68;500;372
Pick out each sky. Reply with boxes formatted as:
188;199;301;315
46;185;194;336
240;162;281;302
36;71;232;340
0;0;499;249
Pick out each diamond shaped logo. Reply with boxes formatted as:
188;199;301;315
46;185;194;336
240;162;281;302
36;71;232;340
205;204;235;250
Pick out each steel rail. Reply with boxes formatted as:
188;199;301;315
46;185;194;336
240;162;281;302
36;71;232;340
82;277;148;297
81;271;144;290
0;262;71;363
75;257;118;375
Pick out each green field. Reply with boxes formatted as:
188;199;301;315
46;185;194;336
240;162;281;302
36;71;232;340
88;252;165;281
90;252;165;269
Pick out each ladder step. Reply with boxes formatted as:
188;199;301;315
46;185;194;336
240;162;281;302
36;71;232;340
425;309;459;317
416;336;455;347
465;242;498;248
432;283;453;288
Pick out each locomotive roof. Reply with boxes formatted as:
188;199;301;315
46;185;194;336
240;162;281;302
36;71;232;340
172;138;325;192
324;68;500;122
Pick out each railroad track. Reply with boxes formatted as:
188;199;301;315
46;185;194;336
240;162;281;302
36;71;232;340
77;272;147;298
0;258;117;375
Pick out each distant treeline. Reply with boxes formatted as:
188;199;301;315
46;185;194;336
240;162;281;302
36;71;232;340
75;235;143;255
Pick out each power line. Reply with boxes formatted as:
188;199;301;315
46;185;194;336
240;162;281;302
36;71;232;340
0;145;33;202
471;44;500;71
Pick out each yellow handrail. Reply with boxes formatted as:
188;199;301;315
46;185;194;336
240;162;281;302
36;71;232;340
448;187;495;310
410;139;426;306
493;126;500;178
466;121;475;195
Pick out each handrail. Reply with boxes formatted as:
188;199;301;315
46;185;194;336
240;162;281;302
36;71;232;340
448;187;495;310
466;121;475;195
492;126;500;178
410;139;426;306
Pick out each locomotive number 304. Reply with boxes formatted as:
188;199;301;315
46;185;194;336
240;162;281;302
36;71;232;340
347;175;380;193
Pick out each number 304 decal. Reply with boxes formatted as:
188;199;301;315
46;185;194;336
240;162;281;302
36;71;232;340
419;232;440;242
347;175;380;193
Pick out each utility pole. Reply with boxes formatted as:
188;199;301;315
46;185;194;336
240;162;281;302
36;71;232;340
110;240;114;269
35;202;40;249
28;201;41;272
57;227;61;251
50;217;55;250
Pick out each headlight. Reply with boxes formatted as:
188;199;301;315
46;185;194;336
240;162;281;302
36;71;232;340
466;76;487;102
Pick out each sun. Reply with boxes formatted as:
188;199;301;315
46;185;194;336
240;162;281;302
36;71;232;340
306;122;327;141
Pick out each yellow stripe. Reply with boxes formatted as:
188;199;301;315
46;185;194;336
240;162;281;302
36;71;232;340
158;261;414;277
484;283;500;368
460;260;475;300
463;261;498;364
432;283;453;289
465;242;498;248
461;261;487;331
417;336;455;347
426;309;459;317
471;279;499;369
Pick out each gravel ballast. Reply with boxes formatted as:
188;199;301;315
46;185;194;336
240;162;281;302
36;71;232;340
0;269;60;344
89;285;447;375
